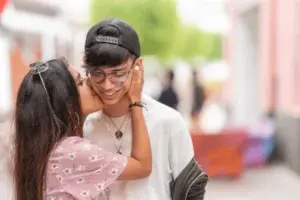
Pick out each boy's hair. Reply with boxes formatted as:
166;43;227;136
84;18;141;68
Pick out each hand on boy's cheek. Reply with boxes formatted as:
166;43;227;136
86;79;97;97
123;73;134;96
84;79;103;112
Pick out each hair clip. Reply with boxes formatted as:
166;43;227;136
29;61;49;74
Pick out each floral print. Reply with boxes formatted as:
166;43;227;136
46;136;127;200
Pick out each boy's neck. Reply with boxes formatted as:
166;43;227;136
102;97;131;117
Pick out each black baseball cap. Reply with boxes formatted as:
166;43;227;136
85;18;141;57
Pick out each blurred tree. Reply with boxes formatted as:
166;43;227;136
208;34;222;60
90;0;180;60
89;0;222;61
171;25;222;61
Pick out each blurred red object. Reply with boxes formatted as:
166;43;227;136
0;0;8;14
191;129;248;178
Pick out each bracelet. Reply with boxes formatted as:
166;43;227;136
129;101;144;108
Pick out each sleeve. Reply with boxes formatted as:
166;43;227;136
55;137;127;200
82;113;97;137
168;114;195;179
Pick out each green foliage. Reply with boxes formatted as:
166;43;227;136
89;0;222;62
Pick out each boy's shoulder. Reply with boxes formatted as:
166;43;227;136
142;95;186;126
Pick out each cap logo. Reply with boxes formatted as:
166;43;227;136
95;36;119;45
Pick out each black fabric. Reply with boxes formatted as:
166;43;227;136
170;158;208;200
85;18;141;57
158;87;179;110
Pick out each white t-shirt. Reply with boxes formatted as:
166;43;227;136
83;95;194;200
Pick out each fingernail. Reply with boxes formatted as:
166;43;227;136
135;65;139;70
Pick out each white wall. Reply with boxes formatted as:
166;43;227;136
0;30;13;198
232;8;261;125
0;30;12;115
41;33;56;60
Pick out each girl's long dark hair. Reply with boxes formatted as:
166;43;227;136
13;58;83;200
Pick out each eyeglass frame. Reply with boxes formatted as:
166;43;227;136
85;61;136;85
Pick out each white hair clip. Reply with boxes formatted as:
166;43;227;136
29;61;49;74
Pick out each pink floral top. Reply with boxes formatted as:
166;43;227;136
45;136;128;200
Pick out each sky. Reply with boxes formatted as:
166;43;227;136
177;0;229;33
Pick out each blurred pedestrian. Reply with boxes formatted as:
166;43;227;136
191;70;206;131
158;69;179;110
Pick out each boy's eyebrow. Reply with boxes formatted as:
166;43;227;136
110;64;129;72
111;67;127;72
92;64;128;73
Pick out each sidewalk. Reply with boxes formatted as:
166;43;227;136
205;164;300;200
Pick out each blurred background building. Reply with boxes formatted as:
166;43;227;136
226;0;300;176
1;0;300;199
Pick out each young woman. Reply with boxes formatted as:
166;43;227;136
13;58;151;200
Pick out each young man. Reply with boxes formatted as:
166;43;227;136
83;18;207;200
